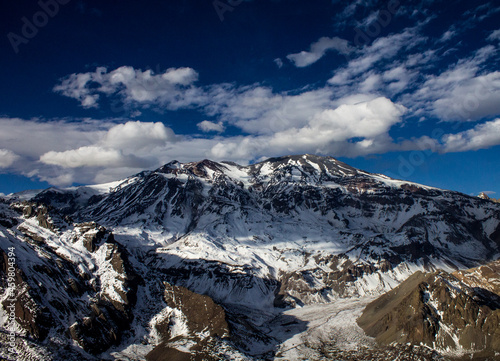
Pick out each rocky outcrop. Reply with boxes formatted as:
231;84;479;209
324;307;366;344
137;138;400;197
357;263;500;358
12;202;61;233
0;200;140;356
146;282;229;361
74;221;107;252
0;250;52;341
68;229;140;354
453;259;500;295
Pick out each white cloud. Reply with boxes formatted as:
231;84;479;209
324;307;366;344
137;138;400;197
438;29;456;43
38;172;75;187
40;146;131;168
332;0;379;30
274;58;283;68
0;118;178;186
359;73;382;93
464;3;500;24
287;37;352;67
0;149;19;168
431;72;500;121
39;121;175;169
161;67;199;85
0;95;410;186
208;97;407;159
487;29;500;41
52;60;414;139
328;27;425;85
54;66;205;110
442;118;500;152
0;118;111;159
407;46;500;121
382;65;417;94
226;88;335;135
103;121;176;151
269;97;406;146
2;112;500;188
356;10;381;29
197;120;225;133
18;25;500;188
53;69;105;108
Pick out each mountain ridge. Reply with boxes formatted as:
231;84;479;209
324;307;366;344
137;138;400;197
1;154;500;360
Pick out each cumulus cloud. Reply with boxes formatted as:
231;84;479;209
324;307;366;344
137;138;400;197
53;72;101;108
268;97;406;148
54;66;204;110
40;147;136;168
221;88;334;135
0;96;409;186
0;118;111;159
160;67;199;85
103;121;176;150
208;97;407;159
442;118;500;152
0;118;178;186
197;120;225;133
0;149;19;168
39;121;175;169
287;37;352;67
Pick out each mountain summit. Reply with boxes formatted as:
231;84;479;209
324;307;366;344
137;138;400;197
1;155;500;360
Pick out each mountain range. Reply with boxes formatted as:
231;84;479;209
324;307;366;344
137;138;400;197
1;154;499;360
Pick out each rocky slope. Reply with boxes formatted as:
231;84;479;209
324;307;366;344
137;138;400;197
1;154;500;360
357;260;500;359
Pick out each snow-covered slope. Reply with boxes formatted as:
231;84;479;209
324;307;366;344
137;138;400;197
1;154;500;360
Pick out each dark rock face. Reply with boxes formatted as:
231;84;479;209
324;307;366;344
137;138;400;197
357;261;500;358
0;200;140;356
76;222;107;252
146;282;229;361
67;227;140;354
163;283;229;338
13;202;61;233
0;250;52;341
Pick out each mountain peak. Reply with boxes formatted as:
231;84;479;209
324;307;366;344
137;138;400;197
253;153;359;178
479;192;491;199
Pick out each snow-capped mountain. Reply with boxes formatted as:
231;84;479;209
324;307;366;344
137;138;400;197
1;154;500;360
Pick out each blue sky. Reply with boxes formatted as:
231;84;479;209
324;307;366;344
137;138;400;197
0;0;499;196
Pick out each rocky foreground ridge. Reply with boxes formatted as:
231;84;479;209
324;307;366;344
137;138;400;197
0;154;499;360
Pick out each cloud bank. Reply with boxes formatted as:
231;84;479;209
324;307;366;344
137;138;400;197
3;11;500;189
